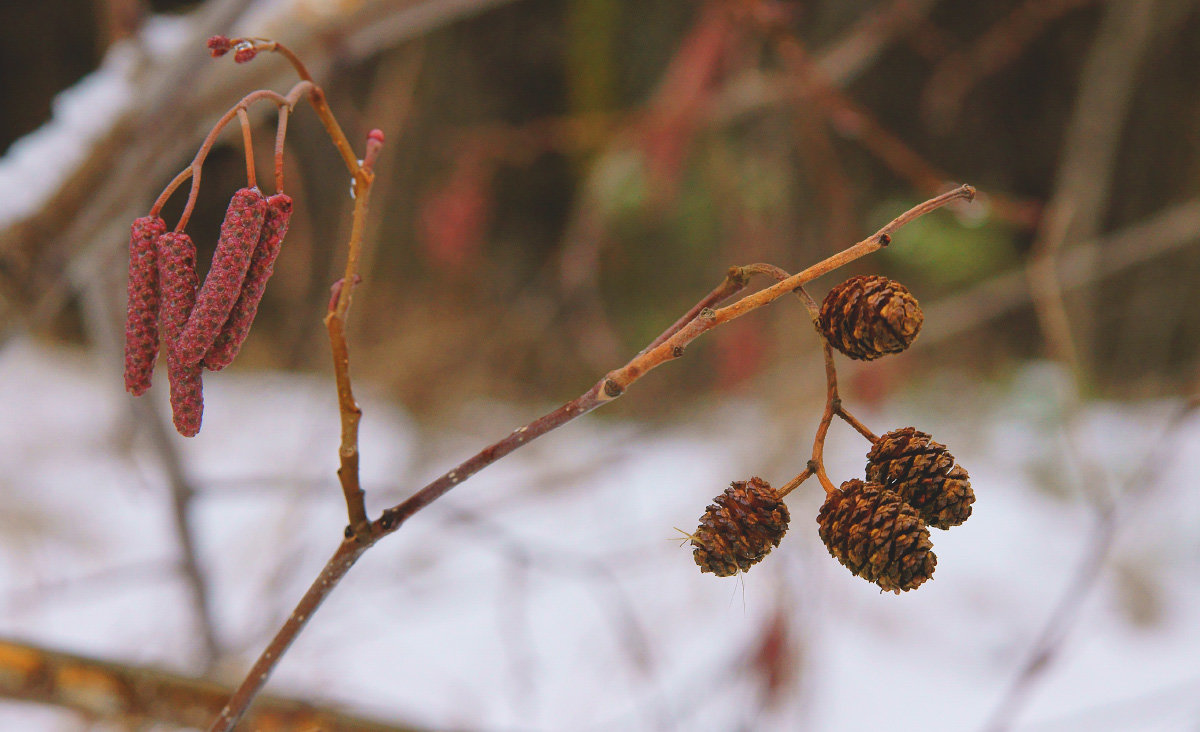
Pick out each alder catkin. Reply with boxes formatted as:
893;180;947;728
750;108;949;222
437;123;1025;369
156;232;204;436
202;193;292;370
123;215;166;395
818;275;923;360
691;477;790;577
167;353;204;437
817;479;936;593
866;427;974;530
174;187;267;367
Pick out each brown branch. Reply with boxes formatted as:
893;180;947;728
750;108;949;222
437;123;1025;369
210;185;973;730
0;637;421;731
323;127;378;539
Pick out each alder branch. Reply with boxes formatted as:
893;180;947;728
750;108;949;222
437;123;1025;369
210;184;974;730
0;637;423;731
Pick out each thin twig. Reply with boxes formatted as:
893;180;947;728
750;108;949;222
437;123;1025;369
237;107;256;189
151;83;311;228
835;405;878;443
273;106;290;193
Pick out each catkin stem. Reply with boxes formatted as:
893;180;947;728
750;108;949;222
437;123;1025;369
237;108;256;189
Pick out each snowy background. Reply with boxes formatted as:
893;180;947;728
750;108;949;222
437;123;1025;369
3;0;1200;729
1;338;1197;731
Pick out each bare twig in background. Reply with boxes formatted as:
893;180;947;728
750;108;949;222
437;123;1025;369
986;5;1180;728
445;505;671;729
1026;0;1158;381
920;0;1099;131
0;637;423;731
983;402;1198;732
922;198;1200;346
813;0;942;85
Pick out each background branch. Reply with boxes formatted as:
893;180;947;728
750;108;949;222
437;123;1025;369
0;637;422;732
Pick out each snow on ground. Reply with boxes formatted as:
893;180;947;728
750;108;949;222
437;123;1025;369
0;338;1198;731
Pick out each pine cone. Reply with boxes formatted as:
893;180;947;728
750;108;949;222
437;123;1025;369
866;427;973;530
817;479;935;592
692;477;790;577
818;275;923;360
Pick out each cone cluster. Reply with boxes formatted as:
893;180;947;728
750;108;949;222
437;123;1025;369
818;275;923;360
814;428;972;592
691;477;790;577
122;189;294;436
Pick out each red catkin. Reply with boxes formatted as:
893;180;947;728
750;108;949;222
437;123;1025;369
203;193;292;371
167;353;204;437
157;232;204;436
123;215;166;395
175;187;267;368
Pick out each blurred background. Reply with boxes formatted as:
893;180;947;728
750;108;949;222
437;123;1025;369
1;0;1199;729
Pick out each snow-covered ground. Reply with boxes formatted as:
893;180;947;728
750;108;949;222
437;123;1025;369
0;338;1197;731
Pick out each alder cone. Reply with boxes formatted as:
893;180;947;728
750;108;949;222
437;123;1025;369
692;477;790;577
866;427;973;529
818;275;923;360
817;479;935;593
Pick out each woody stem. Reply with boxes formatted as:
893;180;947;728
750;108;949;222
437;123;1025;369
237;108;255;189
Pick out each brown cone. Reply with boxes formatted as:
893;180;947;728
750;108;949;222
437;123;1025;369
818;275;923;360
866;427;973;530
692;477;790;577
817;479;935;593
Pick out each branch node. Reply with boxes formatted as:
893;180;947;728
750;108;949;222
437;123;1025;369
603;379;625;398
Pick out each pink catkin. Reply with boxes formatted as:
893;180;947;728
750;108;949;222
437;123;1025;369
203;193;293;371
167;353;204;437
157;232;204;436
123;215;166;395
175;187;267;368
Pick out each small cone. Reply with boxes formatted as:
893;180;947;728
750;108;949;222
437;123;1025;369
818;275;923;360
692;477;790;577
866;427;973;529
817;479;935;593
